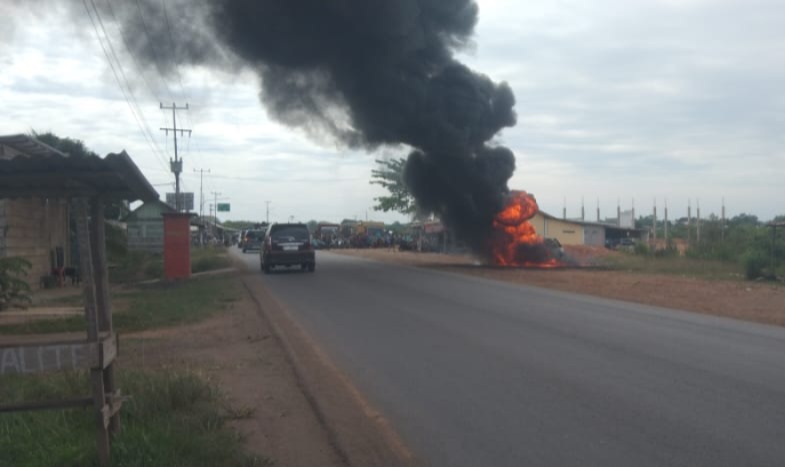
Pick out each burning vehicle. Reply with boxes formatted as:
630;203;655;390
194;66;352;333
488;191;563;267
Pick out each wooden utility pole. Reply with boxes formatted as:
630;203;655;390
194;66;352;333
160;102;191;212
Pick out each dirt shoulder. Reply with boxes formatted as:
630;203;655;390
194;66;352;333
120;274;345;467
333;249;785;327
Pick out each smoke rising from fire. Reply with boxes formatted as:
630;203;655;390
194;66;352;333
59;0;520;255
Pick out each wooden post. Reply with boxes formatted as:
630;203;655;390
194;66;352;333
90;197;119;435
74;198;111;466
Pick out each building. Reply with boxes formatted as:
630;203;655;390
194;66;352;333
125;200;175;253
0;136;72;283
0;133;157;286
529;210;647;247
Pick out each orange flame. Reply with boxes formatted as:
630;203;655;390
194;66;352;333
489;191;560;268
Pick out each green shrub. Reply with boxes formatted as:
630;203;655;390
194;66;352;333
633;242;651;256
742;250;768;280
0;257;32;310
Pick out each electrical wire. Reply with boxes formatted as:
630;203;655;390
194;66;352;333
82;0;169;175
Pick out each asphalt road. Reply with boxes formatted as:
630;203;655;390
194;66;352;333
235;249;785;467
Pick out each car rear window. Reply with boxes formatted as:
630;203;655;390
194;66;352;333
271;226;309;242
246;230;263;239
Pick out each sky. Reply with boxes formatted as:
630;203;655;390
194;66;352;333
1;0;783;223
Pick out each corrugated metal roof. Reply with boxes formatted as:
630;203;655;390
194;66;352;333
0;134;158;202
0;133;69;159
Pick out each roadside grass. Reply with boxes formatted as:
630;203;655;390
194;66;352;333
0;370;269;467
108;245;233;285
602;251;744;280
0;275;239;335
191;246;234;274
109;251;164;285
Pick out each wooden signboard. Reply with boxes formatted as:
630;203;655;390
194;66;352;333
0;334;116;376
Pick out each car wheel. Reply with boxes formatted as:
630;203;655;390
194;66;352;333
308;263;315;273
263;263;270;274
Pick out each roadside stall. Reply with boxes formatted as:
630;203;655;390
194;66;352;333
0;134;157;466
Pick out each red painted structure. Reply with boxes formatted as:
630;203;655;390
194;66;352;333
163;213;191;280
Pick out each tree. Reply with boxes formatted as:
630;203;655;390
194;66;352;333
729;213;760;227
32;131;130;220
370;158;416;216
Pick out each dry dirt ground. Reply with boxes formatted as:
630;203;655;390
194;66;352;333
334;248;785;328
120;277;345;467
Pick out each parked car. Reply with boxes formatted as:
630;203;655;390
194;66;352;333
242;229;264;253
260;223;315;273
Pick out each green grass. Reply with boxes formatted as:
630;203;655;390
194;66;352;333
109;251;164;285
602;251;745;280
0;276;239;335
0;370;269;467
191;247;234;274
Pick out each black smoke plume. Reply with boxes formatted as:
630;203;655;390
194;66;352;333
74;0;519;254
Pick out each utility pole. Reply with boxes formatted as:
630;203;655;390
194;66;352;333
562;196;566;220
687;198;692;246
211;191;221;239
653;198;657;245
160;102;191;212
664;199;669;244
721;197;726;241
265;200;271;224
194;168;210;219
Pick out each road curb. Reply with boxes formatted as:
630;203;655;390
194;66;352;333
240;275;419;467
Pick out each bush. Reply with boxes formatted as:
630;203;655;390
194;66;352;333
0;257;32;311
742;250;768;280
633;242;651;256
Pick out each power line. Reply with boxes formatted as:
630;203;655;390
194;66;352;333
102;0;163;104
82;0;169;175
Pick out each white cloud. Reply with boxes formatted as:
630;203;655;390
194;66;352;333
1;0;783;225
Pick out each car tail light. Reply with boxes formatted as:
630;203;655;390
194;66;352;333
300;241;312;251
